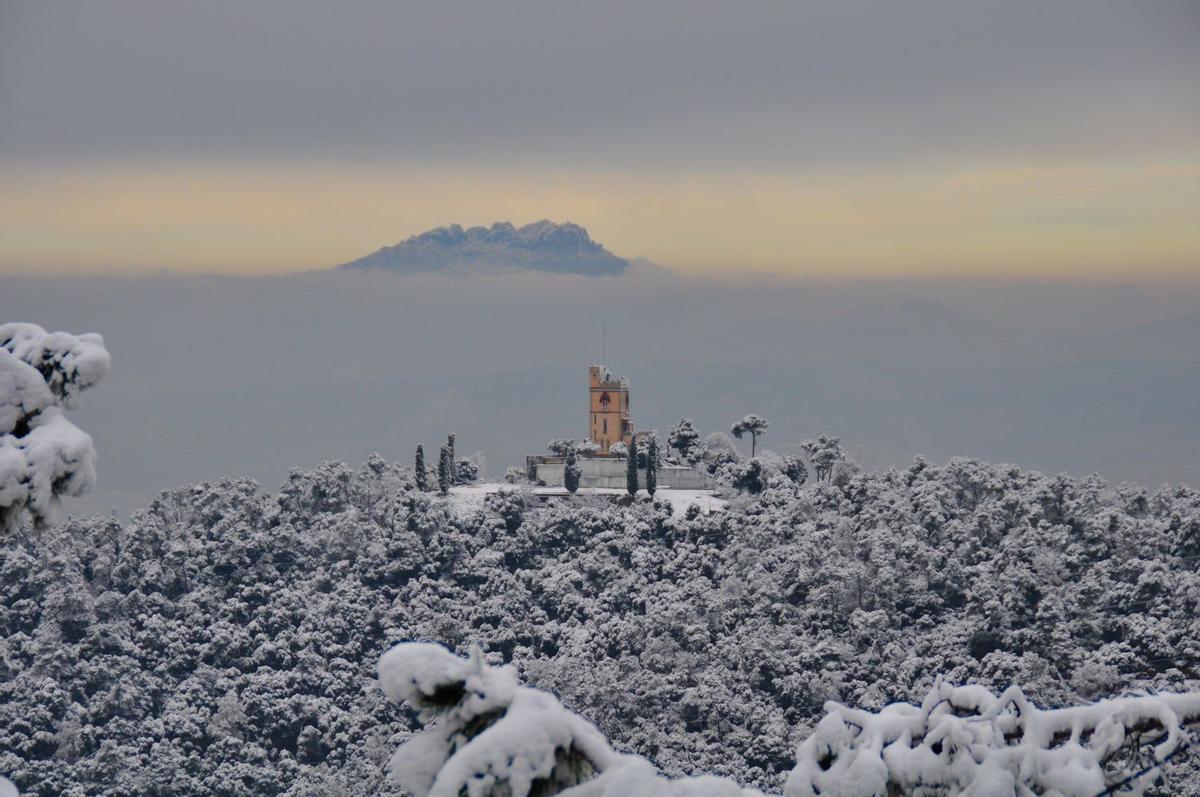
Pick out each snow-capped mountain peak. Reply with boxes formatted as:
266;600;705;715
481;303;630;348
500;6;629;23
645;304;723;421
338;220;627;275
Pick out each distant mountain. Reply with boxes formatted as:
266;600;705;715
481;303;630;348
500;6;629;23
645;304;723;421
338;220;629;276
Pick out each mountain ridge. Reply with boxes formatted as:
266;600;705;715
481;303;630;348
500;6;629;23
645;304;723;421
338;220;629;276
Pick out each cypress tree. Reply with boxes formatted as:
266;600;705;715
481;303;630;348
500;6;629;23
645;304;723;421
446;434;457;485
564;448;581;493
646;437;658;497
626;437;639;496
438;444;451;495
415;444;428;491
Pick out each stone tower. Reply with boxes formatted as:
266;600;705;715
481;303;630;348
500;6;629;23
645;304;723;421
588;365;633;454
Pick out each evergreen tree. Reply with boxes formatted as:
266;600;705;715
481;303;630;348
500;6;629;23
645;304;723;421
438;444;451;494
801;434;845;482
636;433;663;469
547;439;599;457
415;444;428;491
646;437;658;496
732;458;764;494
626;437;639;496
446;434;457;485
564;448;581;493
782;454;808;486
1;323;111;532
731;414;770;457
668;417;700;460
456;458;479;484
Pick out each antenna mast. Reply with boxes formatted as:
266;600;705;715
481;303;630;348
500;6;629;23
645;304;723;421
602;323;607;365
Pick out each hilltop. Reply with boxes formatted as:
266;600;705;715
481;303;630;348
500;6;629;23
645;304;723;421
337;220;629;276
2;453;1198;794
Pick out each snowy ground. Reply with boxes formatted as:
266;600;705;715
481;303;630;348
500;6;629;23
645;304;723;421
447;483;726;519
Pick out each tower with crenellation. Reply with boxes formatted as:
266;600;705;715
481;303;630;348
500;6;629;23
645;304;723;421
588;365;633;455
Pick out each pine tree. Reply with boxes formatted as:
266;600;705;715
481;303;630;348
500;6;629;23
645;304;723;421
801;434;845;482
668;417;700;460
446;434;457;485
438;444;451;495
415;444;428;491
626;437;639;496
731;414;770;457
564;448;581;493
646;437;658;497
782;454;808;486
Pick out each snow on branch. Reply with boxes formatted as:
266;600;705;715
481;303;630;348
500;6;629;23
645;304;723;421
379;644;1200;797
0;322;111;531
787;681;1200;797
1;322;110;409
377;642;767;797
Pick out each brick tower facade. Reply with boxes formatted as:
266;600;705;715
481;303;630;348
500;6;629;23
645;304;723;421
588;365;633;454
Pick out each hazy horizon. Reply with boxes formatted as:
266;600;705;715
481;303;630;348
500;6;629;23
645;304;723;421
4;268;1199;519
3;1;1199;277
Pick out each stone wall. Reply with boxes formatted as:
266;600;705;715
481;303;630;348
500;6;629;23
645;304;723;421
533;457;711;490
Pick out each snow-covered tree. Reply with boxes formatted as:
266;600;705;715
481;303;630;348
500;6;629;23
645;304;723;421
206;689;247;742
781;454;808;486
455;458;479;484
547;439;576;456
564;448;581;494
1;322;111;532
378;644;1200;797
607;441;628;460
504;466;527;484
635;432;663;469
668;418;700;460
415;444;428;491
438;445;451;494
731;414;769;457
626;438;638;496
788;683;1200;797
547;439;600;457
377;642;765;797
696;431;740;474
446;434;457;485
730;458;765;494
646;438;657;497
800;435;845;482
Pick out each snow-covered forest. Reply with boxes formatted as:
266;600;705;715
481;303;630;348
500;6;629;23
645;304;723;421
3;446;1199;794
5;1;1200;793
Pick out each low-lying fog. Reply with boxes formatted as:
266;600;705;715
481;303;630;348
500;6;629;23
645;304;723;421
4;269;1199;518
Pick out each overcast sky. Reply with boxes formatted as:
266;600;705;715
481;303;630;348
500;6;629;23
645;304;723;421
2;1;1199;275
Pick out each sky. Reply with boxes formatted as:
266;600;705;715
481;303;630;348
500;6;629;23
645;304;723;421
2;1;1198;276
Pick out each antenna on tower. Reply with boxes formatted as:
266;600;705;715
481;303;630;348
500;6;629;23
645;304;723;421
602;323;607;365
